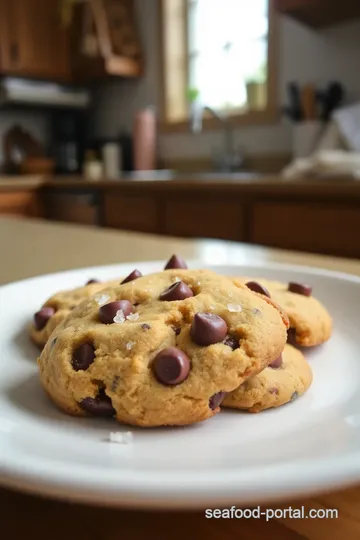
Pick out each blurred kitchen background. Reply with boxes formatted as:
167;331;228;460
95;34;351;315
1;0;360;259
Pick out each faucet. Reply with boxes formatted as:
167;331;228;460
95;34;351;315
190;101;243;172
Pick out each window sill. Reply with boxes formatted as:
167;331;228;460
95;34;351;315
160;108;280;133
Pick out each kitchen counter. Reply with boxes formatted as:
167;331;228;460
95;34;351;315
1;173;360;259
1;216;360;540
2;172;360;198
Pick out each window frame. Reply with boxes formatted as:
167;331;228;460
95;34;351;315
159;0;279;132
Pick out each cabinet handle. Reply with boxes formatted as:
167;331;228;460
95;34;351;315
10;43;19;63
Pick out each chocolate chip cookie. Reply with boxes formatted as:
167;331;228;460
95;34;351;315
232;277;332;347
30;278;120;347
38;269;289;427
222;344;312;412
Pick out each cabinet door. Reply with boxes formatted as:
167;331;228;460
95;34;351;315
164;198;244;241
251;202;360;258
103;193;159;232
0;191;42;217
0;0;69;80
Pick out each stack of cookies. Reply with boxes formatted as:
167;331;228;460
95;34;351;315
32;255;332;427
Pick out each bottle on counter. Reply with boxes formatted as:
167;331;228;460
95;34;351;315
133;106;156;171
83;150;103;182
102;142;122;180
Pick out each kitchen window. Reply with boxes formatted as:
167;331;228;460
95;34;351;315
160;0;277;129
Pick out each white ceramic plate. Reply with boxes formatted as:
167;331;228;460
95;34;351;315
0;260;360;509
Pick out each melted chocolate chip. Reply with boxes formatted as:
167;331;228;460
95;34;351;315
159;281;194;301
245;281;271;298
269;354;283;369
209;391;226;410
190;313;228;346
164;254;188;270
80;389;115;417
121;269;142;284
288;282;312;297
86;279;100;285
34;306;55;330
99;300;133;324
72;343;95;371
287;327;297;345
173;326;181;336
141;323;151;330
152;347;190;385
223;335;239;350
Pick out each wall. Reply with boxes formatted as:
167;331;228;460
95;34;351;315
92;1;360;160
0;110;48;165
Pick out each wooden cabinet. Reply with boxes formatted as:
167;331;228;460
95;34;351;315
274;0;360;28
103;193;159;232
251;201;360;258
0;0;70;81
0;191;42;217
163;198;244;241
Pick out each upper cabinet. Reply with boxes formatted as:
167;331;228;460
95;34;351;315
274;0;360;28
0;0;142;83
0;0;70;81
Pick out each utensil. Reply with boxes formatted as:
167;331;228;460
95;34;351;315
1;260;359;508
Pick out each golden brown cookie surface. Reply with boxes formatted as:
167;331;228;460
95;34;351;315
30;279;119;347
38;269;288;427
222;344;312;412
233;277;332;347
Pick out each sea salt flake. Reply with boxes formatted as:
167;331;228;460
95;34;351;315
126;340;136;350
227;303;242;313
109;431;133;444
95;293;110;306
113;309;126;323
126;312;139;322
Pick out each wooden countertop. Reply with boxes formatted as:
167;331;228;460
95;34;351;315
1;216;360;540
1;173;360;199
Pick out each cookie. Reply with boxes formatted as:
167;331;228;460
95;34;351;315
222;344;312;412
232;277;332;347
38;269;289;427
30;279;120;347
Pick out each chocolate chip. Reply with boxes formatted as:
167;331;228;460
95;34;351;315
164;254;188;270
209;391;226;410
190;312;228;346
159;281;194;301
86;279;100;285
152;347;190;385
269;354;283;369
99;300;133;324
34;306;55;330
288;282;312;297
72;343;95;371
223;335;239;350
245;281;271;298
291;391;298;401
287;327;297;344
121;269;142;284
80;389;115;417
269;387;279;395
173;326;181;336
141;323;151;330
